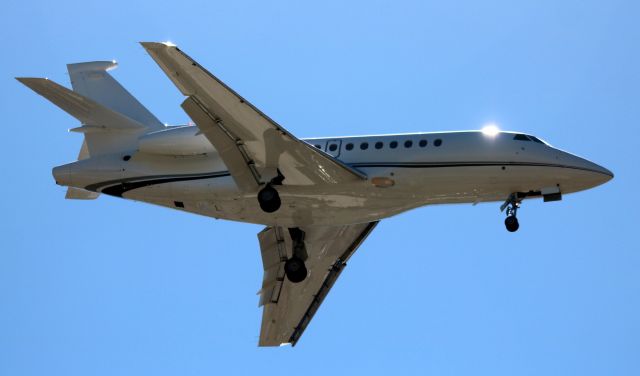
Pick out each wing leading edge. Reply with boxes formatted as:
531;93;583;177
140;42;366;191
257;222;379;346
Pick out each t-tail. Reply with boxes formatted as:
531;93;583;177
16;61;164;199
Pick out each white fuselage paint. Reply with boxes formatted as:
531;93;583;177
53;128;613;227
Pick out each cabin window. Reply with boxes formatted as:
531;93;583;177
419;139;427;147
314;144;321;149
434;139;442;147
390;141;398;149
345;143;354;151
375;141;383;149
404;140;413;148
360;142;369;150
513;134;531;141
329;144;338;152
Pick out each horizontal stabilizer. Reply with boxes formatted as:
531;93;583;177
16;77;147;131
65;187;99;200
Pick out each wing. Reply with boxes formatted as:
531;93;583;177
140;42;366;191
257;221;378;346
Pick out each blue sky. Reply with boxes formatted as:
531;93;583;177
1;0;639;375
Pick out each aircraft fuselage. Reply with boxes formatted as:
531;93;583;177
53;128;612;227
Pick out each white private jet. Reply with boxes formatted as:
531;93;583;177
17;42;613;347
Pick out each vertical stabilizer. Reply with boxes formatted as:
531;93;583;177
67;61;164;130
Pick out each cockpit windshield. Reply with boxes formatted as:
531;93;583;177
512;133;550;146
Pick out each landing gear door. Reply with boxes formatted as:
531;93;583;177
325;139;342;158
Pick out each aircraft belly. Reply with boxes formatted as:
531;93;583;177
120;164;590;226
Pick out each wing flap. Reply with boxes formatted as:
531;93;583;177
257;226;289;306
182;96;260;191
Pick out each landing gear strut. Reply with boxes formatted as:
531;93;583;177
257;184;281;213
285;228;308;283
501;193;522;232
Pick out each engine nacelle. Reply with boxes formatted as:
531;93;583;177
138;125;215;156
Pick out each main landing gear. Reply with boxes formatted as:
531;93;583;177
257;170;285;213
284;257;307;283
501;193;522;232
257;185;281;213
285;228;308;283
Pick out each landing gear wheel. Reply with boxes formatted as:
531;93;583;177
284;257;307;283
505;216;520;232
501;193;523;232
257;185;281;213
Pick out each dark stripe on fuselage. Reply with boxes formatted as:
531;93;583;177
351;161;607;175
87;162;606;197
88;171;231;197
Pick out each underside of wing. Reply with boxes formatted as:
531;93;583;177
257;221;379;347
140;42;366;190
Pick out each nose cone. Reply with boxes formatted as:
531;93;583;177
561;151;614;190
591;162;614;181
575;156;613;182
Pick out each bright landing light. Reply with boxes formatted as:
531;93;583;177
481;124;501;137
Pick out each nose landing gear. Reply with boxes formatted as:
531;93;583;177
501;193;522;232
504;214;519;232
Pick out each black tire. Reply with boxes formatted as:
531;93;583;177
505;216;520;232
257;185;281;213
284;257;307;283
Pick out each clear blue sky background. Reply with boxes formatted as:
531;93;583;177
1;1;638;375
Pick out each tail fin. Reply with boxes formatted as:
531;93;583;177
67;61;164;130
18;61;165;200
